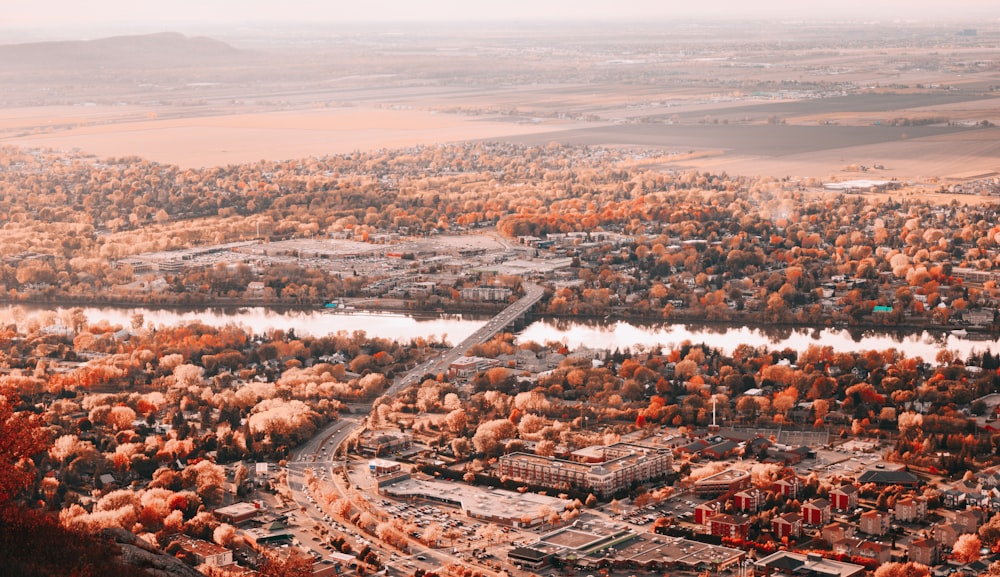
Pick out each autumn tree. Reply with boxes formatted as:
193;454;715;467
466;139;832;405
953;533;982;564
0;395;47;503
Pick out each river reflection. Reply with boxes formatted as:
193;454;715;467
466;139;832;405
518;318;994;359
0;305;484;345
2;304;995;359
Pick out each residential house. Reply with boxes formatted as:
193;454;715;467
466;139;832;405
859;510;891;536
734;488;766;513
933;522;962;547
830;485;859;512
943;489;967;509
822;521;855;545
708;514;750;540
854;540;892;564
802;498;832;526
775;475;803;499
954;509;985;535
695;500;723;525
894;496;927;523
908;537;939;566
772;512;803;540
832;538;891;565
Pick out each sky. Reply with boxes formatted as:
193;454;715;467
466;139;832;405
2;0;997;31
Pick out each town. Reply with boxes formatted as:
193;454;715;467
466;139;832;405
4;11;1000;577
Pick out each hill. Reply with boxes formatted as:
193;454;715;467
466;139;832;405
0;32;250;73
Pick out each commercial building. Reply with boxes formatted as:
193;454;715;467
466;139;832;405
214;501;262;525
509;520;744;574
380;477;570;527
169;535;233;567
497;443;672;497
755;551;865;577
693;469;751;497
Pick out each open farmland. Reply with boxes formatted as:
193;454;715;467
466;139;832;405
1;21;998;181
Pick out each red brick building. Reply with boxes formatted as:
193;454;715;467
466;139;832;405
708;513;750;540
802;498;832;526
830;485;859;512
909;537;939;566
772;512;802;540
695;499;722;525
734;488;765;513
775;475;803;499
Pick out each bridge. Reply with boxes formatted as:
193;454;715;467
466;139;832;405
388;281;545;394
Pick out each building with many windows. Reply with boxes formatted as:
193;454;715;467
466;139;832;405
497;443;673;497
693;470;751;497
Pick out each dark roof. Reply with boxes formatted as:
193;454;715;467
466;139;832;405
857;469;921;486
509;547;549;561
766;555;804;571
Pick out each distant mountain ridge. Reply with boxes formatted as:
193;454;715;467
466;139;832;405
0;32;249;71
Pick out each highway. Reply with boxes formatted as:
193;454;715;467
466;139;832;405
284;282;545;573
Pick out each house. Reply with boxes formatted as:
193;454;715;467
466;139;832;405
830;485;859;511
894;496;928;523
734;487;766;512
908;537;939;566
708;513;750;540
695;500;723;525
772;512;802;540
954;509;985;535
835;539;892;564
859;510;891;536
933;522;962;546
943;489;967;509
853;540;892;564
802;498;832;526
822;521;855;545
775;475;803;499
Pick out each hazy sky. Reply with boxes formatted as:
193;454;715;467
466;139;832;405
3;0;997;30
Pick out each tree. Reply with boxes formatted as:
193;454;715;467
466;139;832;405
0;395;47;503
873;562;930;577
953;533;982;564
258;550;313;577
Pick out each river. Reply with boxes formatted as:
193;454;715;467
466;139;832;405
2;304;996;360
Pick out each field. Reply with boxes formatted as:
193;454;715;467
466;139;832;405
1;21;999;181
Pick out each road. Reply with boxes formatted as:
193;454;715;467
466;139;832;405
391;281;544;393
284;282;545;573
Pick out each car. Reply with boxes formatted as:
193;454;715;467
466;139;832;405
416;555;427;561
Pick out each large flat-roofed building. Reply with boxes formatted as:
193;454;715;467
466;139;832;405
214;501;261;525
380;477;570;527
497;443;673;497
509;520;744;573
693;469;751;497
756;551;865;577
